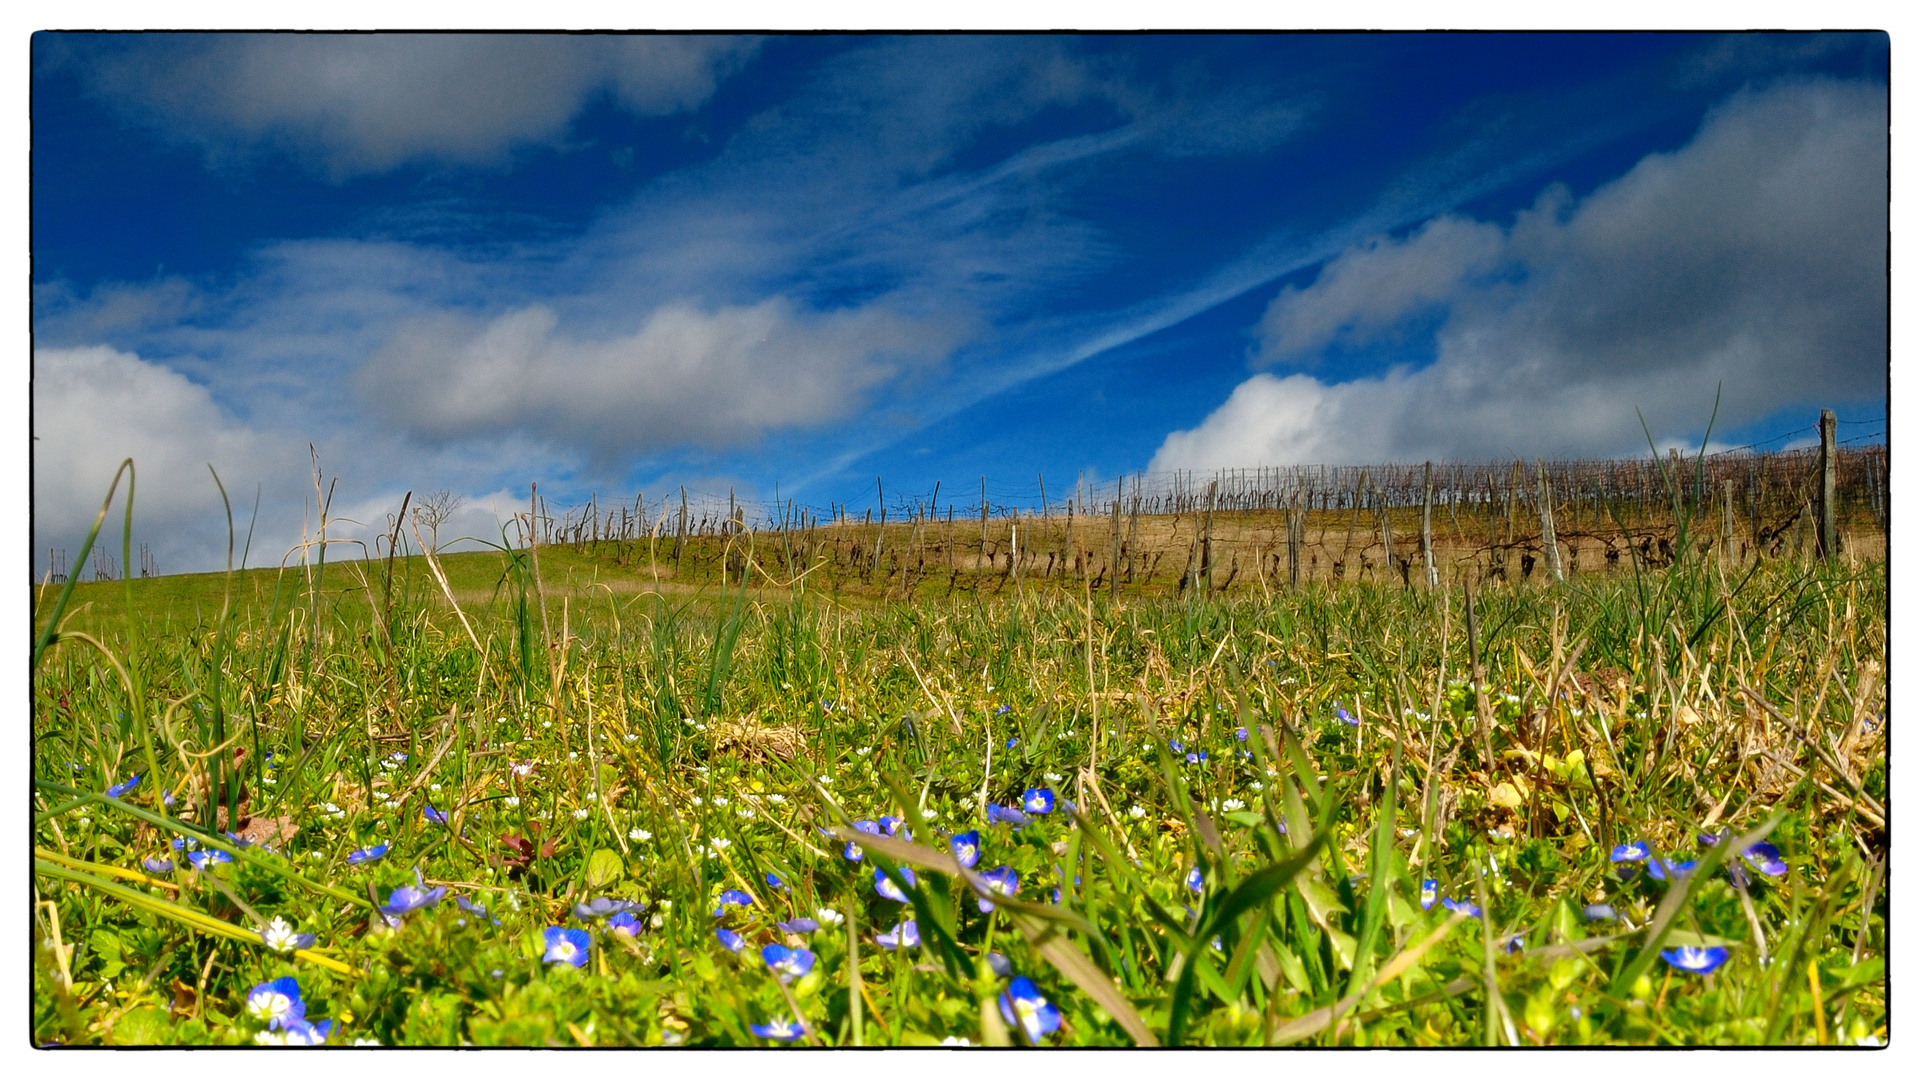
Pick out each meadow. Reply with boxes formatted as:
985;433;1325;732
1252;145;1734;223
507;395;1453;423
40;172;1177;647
31;462;1887;1047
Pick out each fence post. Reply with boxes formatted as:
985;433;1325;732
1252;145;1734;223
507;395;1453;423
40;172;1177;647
1110;478;1123;599
1421;460;1438;588
1722;479;1736;565
1538;460;1563;582
1818;408;1839;559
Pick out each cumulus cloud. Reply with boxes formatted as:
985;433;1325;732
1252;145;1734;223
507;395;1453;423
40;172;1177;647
32;346;306;574
62;35;759;175
1155;79;1886;472
358;297;966;461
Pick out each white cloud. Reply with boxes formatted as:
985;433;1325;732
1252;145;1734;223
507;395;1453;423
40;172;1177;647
357;297;967;460
32;346;304;575
1155;79;1886;472
69;35;760;175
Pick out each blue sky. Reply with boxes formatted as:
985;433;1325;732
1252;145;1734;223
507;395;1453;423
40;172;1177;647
31;32;1888;573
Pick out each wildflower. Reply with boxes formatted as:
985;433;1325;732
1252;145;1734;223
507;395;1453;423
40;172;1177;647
576;897;641;920
105;774;141;799
1660;945;1730;975
1021;788;1055;814
987;952;1012;977
510;761;535;778
260;916;316;953
1185;753;1199;765
940;1036;974;1046
950;830;982;869
776;917;820;935
874;921;920;950
986;804;1029;827
1005;738;1019;750
713;889;755;917
844;819;881;861
1582;904;1618;921
1419;879;1438;911
607;911;642;936
345;843;389;865
543;926;591;967
708;838;732;855
423;806;448;825
1742;841;1788;877
1440;898;1482;919
1610;841;1650;864
1503;934;1526;954
716;927;745;953
504;797;521;808
246;976;305;1030
1127;805;1146;820
628;828;651;841
995;705;1010;715
998;976;1063;1043
878;815;910;838
1235;727;1249;741
1220;798;1246;812
762;943;816;982
188;849;234;870
814;907;845;928
456;896;490;918
1186;866;1204;894
976;866;1019;912
767;794;786;804
1170;740;1185;753
380;882;446;918
713;795;731;806
765;872;787;892
162;790;176;807
875;866;917;901
1336;705;1358;726
1646;858;1696;882
749;1017;807;1041
282;1019;333;1045
142;857;174;874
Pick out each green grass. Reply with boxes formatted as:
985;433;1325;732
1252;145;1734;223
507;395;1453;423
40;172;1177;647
32;524;1886;1046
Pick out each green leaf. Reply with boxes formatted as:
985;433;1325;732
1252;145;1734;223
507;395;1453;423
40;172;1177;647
585;848;625;889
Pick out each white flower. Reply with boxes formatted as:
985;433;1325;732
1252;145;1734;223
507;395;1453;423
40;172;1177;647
923;808;938;819
1248;781;1263;792
940;1036;973;1046
818;776;833;786
814;907;845;927
694;723;707;732
767;794;786;804
624;733;638;742
691;797;704;807
504;797;521;808
353;1037;382;1046
254;1030;289;1045
657;899;672;910
1043;772;1063;782
709;838;731;853
856;747;873;756
1128;805;1146;819
574;808;591;820
650;913;667;928
1221;799;1246;812
543;720;554;728
260;915;307;953
737;808;752;819
629;828;652;841
712;796;729;807
429;784;442;792
497;717;509;725
568;751;579;760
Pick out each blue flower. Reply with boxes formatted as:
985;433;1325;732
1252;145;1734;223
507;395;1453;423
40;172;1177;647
950;830;982;869
1021;788;1055;814
765;872;787;891
345;844;389;865
749;1016;807;1041
422;805;448;825
1336;705;1358;727
776;917;820;935
976;866;1019;912
986;952;1012;977
379;883;446;917
246;976;305;1030
161;789;175;807
1503;934;1526;954
105;774;141;799
986;803;1029;827
456;895;490;918
607;911;642;936
1646;857;1696;882
998;976;1063;1043
874;921;919;950
1235;727;1249;742
1697;831;1726;846
716;927;746;953
713;889;755;917
1660;945;1730;974
1186;866;1204;895
142;857;175;874
170;836;199;852
874;866;917;901
1582;903;1618;921
543;926;590;967
878;815;906;836
1440;898;1482;919
1610;841;1650;864
1742;842;1788;877
995;705;1011;715
187;849;234;870
1169;740;1185;753
1419;879;1438;911
844;819;882;861
1005;737;1019;749
1185;753;1199;764
762;943;816;982
576;896;640;920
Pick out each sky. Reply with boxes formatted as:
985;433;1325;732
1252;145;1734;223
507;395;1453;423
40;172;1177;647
29;31;1890;576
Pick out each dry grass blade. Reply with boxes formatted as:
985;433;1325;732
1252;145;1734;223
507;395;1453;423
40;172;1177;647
1270;909;1469;1045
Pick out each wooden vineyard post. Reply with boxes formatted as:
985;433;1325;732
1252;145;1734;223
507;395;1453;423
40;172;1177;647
1421;460;1438;589
1286;500;1302;586
1538;460;1562;582
1818;408;1839;559
1109;478;1123;600
1722;479;1736;565
1202;479;1217;594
